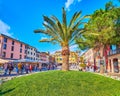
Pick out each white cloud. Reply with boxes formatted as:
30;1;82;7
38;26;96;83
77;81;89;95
41;36;48;40
65;0;74;11
65;0;82;11
70;44;78;51
0;20;12;36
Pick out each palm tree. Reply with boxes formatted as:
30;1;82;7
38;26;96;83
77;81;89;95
34;8;87;71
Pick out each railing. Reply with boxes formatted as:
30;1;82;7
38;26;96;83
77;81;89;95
108;48;120;56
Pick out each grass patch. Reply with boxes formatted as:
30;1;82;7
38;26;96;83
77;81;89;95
0;71;120;96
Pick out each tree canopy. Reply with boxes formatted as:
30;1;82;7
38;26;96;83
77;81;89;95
76;1;120;50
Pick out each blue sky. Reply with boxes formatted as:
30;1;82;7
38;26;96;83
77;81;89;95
0;0;119;54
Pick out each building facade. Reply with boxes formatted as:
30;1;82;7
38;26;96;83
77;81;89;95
81;45;117;72
0;34;39;60
26;45;37;60
54;51;79;64
54;51;62;64
49;55;55;64
39;52;49;64
82;48;94;66
107;46;120;73
0;34;27;60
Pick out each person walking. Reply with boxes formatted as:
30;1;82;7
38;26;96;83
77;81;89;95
3;63;8;75
8;63;14;75
47;65;50;70
39;64;42;71
29;64;32;72
21;63;24;74
25;63;29;74
14;64;19;75
18;62;22;74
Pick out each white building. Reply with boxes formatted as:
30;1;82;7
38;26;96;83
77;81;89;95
26;45;37;60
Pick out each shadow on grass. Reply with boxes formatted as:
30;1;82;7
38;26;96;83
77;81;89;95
0;88;15;95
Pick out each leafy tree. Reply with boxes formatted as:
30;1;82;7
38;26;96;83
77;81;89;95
76;1;120;51
34;8;87;71
76;1;120;73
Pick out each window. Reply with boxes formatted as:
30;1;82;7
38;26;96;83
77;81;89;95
11;53;13;58
28;51;29;54
31;52;32;55
4;37;7;43
24;55;26;59
26;56;28;59
20;44;22;47
20;49;22;53
11;46;14;51
25;50;27;54
12;41;14;45
20;55;22;59
25;45;27;49
3;44;7;49
2;52;6;57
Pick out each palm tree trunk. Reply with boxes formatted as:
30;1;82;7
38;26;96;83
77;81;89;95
61;46;70;71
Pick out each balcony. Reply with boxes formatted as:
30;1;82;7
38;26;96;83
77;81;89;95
108;48;120;56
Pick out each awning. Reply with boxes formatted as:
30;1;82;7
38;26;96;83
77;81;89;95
12;59;39;63
0;59;9;63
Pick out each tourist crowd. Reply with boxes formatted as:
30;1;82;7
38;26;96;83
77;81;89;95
0;62;57;76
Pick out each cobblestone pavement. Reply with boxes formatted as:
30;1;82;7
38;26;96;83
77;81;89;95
94;72;120;81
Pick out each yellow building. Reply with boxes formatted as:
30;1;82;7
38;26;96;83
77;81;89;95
54;51;62;64
54;51;79;64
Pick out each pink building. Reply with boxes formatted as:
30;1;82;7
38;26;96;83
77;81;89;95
0;34;27;60
39;52;49;63
82;48;94;66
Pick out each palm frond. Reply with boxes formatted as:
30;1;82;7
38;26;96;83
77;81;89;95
62;8;67;29
51;15;65;41
39;37;60;43
69;11;82;28
43;16;63;41
34;29;48;34
43;22;62;41
62;8;67;40
39;38;50;42
34;7;87;48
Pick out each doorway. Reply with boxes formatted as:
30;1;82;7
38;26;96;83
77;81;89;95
113;58;119;73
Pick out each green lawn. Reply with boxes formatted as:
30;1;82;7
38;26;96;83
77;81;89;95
0;71;120;96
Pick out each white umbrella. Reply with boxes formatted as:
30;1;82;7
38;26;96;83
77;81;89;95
0;59;9;63
13;59;39;63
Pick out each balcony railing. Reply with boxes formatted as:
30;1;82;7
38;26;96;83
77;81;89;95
108;48;120;56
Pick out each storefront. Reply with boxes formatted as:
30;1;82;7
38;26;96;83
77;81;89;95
108;55;120;73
